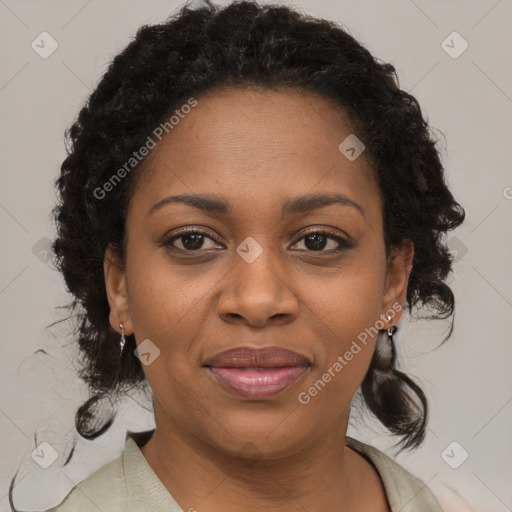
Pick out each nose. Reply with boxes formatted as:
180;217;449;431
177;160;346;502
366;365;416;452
217;252;299;328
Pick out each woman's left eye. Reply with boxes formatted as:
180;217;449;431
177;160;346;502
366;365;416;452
291;231;351;252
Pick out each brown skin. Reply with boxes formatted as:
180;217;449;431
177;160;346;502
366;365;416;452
104;87;414;512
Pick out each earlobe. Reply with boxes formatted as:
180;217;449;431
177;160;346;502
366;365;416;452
381;240;414;323
104;245;133;335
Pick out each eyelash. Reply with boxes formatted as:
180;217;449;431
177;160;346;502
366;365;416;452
162;228;352;254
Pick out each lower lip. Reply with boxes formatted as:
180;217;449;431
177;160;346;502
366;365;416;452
207;366;309;399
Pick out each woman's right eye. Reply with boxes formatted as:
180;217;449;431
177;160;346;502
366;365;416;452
163;230;224;252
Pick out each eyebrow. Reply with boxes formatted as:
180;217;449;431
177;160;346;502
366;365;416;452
149;193;365;219
281;193;365;219
149;194;231;216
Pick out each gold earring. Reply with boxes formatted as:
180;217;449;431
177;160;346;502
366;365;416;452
119;323;126;356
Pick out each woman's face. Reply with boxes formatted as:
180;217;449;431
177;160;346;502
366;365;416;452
105;87;413;458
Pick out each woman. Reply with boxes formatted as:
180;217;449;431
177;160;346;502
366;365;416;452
40;0;465;510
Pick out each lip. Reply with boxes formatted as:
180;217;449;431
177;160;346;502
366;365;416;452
203;346;311;399
207;366;309;398
203;346;311;368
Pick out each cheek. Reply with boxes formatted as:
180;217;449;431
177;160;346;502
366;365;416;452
125;243;217;341
294;287;382;427
301;258;385;342
296;258;385;392
123;243;227;399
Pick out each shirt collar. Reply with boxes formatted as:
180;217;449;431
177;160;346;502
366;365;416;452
123;429;183;512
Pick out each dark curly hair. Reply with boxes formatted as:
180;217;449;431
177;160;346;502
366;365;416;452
51;0;465;452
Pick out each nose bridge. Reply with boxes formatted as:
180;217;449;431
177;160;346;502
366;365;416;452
217;239;298;325
236;245;282;295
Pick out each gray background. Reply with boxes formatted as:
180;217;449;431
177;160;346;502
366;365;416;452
1;0;511;511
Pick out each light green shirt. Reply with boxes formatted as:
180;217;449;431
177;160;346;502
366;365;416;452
46;430;443;512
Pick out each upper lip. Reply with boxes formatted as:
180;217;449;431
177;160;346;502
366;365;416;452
203;346;311;368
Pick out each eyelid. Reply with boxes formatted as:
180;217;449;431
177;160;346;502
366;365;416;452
162;227;224;248
291;227;353;251
294;226;350;242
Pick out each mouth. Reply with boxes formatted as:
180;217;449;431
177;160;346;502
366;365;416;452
203;346;311;399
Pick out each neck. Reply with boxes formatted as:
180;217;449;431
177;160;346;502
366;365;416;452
139;402;371;512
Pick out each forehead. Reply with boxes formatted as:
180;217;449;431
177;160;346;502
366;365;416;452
130;87;381;224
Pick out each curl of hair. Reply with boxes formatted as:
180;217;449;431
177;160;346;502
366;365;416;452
52;0;465;451
361;327;429;451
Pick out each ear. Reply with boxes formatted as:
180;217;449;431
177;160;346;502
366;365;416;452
380;240;414;325
104;244;133;335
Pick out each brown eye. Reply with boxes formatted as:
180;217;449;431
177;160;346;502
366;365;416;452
292;230;352;253
163;230;223;252
303;233;330;251
176;233;207;250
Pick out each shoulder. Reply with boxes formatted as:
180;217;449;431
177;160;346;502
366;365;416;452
346;436;444;512
44;431;181;512
44;454;128;512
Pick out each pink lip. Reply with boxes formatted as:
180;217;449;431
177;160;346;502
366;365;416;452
207;366;309;399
